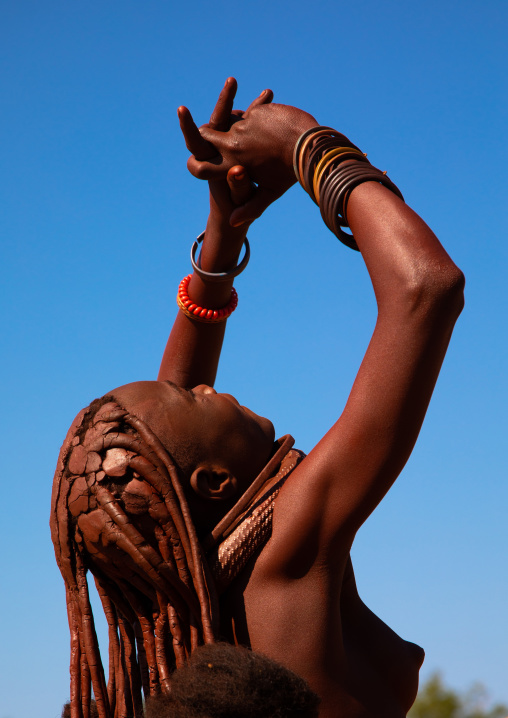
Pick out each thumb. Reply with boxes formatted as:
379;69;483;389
229;187;279;227
227;166;255;206
178;106;217;160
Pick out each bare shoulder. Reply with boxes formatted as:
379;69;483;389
252;442;358;579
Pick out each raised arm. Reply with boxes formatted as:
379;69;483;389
158;79;271;387
272;179;465;564
157;167;250;387
183;93;465;568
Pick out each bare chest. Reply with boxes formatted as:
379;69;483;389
218;557;422;717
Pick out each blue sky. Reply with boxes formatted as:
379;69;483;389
1;1;507;716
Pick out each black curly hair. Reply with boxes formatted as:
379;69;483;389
144;642;320;718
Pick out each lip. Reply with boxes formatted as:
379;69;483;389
241;404;268;422
218;392;242;407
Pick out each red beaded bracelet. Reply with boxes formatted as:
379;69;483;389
176;274;238;323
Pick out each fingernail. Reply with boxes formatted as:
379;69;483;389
234;172;245;181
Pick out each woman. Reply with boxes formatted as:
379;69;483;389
52;79;464;718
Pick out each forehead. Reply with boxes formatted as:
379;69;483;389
110;380;186;446
111;379;191;411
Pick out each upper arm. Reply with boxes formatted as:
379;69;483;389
262;270;464;576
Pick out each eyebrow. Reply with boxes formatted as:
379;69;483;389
163;380;196;401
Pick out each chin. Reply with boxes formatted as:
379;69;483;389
260;415;276;443
246;406;274;434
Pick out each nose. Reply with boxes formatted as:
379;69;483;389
193;384;217;395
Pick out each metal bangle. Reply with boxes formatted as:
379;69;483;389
319;168;361;250
333;166;403;225
190;231;251;283
315;153;370;207
328;165;381;224
320;162;404;251
334;170;403;251
320;164;377;250
303;137;343;200
313;149;368;204
298;130;341;194
297;130;363;200
321;162;376;222
293;126;334;180
340;171;404;227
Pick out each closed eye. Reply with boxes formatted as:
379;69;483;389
164;380;197;403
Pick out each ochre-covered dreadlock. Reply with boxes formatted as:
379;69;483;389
50;396;219;718
52;390;301;718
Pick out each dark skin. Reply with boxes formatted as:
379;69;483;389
114;78;465;717
157;78;274;388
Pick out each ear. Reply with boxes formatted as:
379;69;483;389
189;465;238;501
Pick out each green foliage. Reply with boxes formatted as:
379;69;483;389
409;673;508;718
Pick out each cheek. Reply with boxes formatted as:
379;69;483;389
246;420;276;463
253;417;275;445
242;409;275;443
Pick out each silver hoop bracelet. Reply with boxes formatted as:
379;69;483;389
190;231;250;283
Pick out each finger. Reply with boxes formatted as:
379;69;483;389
228;110;245;128
227;166;255;206
209;77;238;131
187;154;228;181
229;187;279;226
198;124;235;149
178;106;217;160
245;89;274;112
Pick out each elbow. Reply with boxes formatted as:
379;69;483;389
450;267;466;316
430;264;465;317
405;263;465;322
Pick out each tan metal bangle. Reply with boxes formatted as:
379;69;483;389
298;129;340;194
313;147;367;203
293;126;335;180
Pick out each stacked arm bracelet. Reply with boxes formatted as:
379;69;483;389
293;126;404;251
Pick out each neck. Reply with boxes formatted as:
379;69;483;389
203;435;295;551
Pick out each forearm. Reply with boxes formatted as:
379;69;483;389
346;181;464;308
267;178;466;550
157;214;248;387
324;182;464;527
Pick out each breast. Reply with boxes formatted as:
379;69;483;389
218;550;423;716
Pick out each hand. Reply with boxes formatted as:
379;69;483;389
178;78;261;228
179;79;318;226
